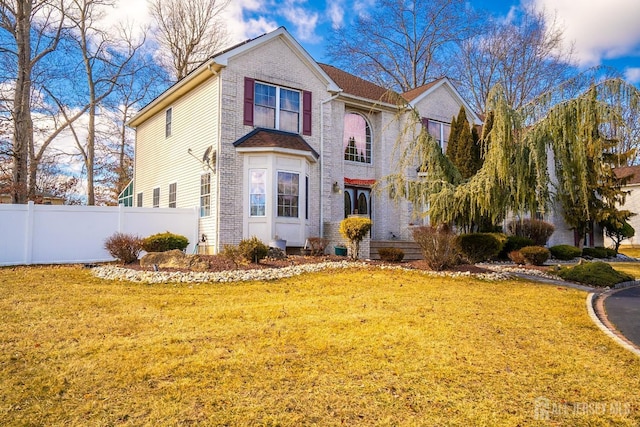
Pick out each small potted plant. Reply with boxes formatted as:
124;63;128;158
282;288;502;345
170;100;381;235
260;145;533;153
334;244;347;256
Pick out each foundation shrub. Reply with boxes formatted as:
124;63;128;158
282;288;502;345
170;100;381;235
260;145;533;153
377;247;405;263
238;236;269;263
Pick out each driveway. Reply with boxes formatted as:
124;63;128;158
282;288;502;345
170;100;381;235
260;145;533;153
604;286;640;348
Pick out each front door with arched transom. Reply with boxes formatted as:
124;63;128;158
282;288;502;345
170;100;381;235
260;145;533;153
344;187;371;218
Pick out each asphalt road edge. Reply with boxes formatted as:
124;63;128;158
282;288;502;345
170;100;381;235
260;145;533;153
587;292;640;358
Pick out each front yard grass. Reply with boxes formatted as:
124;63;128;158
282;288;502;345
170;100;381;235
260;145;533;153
1;266;639;426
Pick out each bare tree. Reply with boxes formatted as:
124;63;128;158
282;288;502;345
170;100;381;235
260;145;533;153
149;0;229;80
0;0;65;203
327;0;479;92
61;0;145;205
96;59;164;204
453;7;574;113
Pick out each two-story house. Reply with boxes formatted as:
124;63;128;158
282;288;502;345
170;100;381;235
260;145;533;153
127;27;482;255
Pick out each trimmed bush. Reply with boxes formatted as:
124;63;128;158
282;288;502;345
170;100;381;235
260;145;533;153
456;233;504;263
605;248;617;258
339;217;373;260
377;247;405;263
508;250;526;265
104;232;143;264
556;261;634;287
142;232;189;253
499;235;534;259
238;236;269;263
412;225;461;271
549;244;582;261
582;247;609;259
519;246;550;266
507;218;555;246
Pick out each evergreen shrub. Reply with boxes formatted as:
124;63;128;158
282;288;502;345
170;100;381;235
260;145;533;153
519;246;550;266
549;245;582;260
142;232;189;252
456;233;504;263
238;236;269;263
556;262;634;287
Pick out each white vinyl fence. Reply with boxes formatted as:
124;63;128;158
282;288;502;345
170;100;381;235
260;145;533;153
0;202;199;266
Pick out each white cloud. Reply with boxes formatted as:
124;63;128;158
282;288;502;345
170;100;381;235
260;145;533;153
625;67;640;84
281;2;320;42
529;0;640;66
220;0;278;43
327;0;345;29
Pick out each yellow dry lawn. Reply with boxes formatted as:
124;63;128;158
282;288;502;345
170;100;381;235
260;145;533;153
619;247;640;259
1;266;639;426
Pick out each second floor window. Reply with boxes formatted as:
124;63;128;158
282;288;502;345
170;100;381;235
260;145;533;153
344;113;371;163
424;119;450;150
254;82;300;133
165;108;172;137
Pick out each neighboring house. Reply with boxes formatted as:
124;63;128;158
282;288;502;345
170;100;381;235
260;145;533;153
614;165;640;247
127;27;482;255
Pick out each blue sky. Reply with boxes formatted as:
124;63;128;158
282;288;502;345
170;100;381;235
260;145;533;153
221;0;640;84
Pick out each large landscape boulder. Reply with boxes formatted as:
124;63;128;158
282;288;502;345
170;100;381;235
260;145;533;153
140;249;210;272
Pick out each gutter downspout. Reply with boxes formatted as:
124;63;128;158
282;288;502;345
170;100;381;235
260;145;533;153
320;93;340;238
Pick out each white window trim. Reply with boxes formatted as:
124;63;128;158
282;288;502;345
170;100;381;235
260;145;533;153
168;182;177;208
165;107;173;138
152;187;160;208
276;170;300;218
200;173;211;217
255;82;301;133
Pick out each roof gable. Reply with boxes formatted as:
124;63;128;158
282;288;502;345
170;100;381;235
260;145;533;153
403;77;482;125
615;165;640;185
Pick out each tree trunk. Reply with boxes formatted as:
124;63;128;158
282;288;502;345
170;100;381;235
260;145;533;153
12;0;33;204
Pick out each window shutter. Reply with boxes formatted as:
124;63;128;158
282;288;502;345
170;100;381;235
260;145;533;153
302;90;312;135
244;77;255;126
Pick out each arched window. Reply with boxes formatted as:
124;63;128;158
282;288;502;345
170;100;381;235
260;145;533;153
343;113;371;163
357;192;368;215
344;191;352;219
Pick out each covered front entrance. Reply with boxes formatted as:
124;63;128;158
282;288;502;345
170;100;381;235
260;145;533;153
344;187;371;218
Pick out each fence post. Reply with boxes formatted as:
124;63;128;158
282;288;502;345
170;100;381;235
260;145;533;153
24;201;35;265
118;203;125;233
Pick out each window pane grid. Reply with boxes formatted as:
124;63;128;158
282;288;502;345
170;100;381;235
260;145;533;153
168;183;177;208
250;169;266;216
254;82;300;133
153;188;160;208
277;172;299;217
200;173;211;217
343;113;372;163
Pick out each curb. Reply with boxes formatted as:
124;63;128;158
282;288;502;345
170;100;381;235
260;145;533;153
586;290;640;358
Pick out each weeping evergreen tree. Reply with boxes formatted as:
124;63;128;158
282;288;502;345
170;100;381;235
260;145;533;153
384;77;640;240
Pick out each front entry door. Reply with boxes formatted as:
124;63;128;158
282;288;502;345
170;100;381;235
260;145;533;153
344;187;371;218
